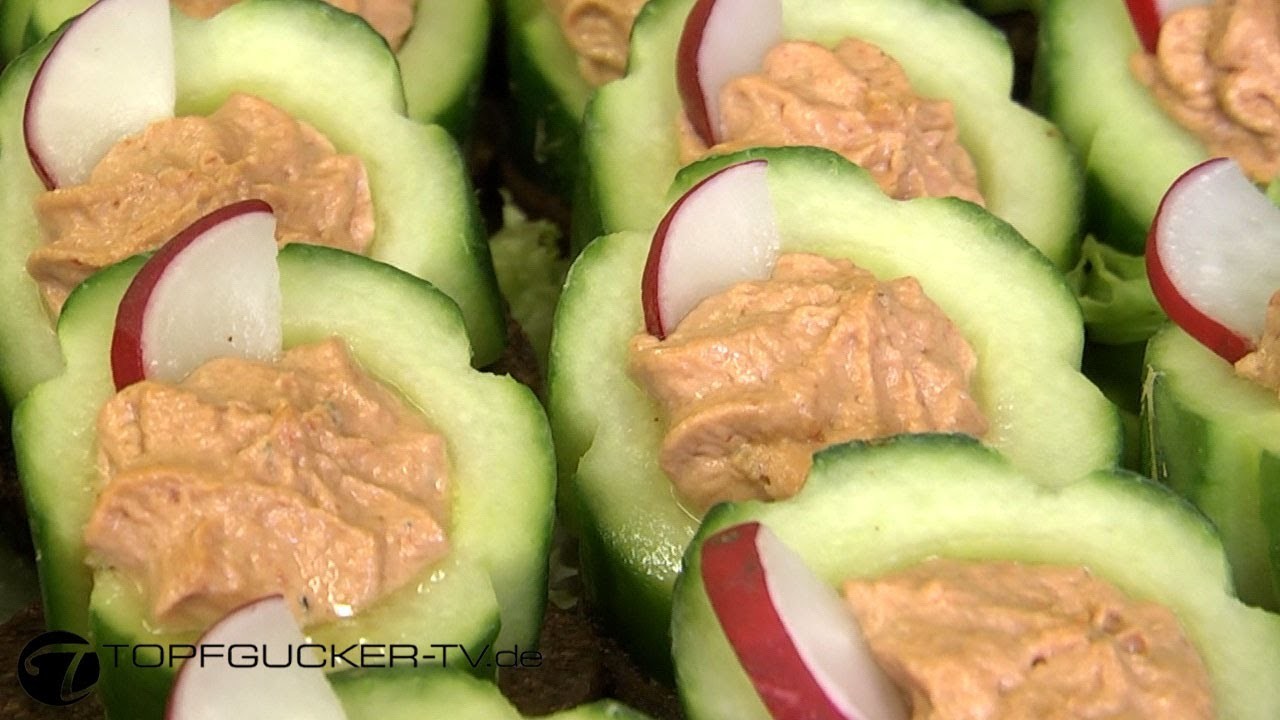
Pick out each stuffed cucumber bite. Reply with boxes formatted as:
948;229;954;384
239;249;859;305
547;147;1121;675
1141;157;1280;611
0;0;505;407
11;206;554;719
575;0;1083;270
1034;0;1280;343
11;0;490;137
672;435;1280;720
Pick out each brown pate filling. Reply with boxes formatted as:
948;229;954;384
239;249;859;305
1132;0;1280;183
843;559;1215;720
28;93;374;317
676;38;985;206
628;253;987;514
84;338;451;631
546;0;649;86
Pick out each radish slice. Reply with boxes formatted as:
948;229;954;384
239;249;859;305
111;200;282;389
640;159;781;338
165;595;348;720
1146;157;1280;363
1125;0;1209;53
24;0;175;189
676;0;783;145
701;522;909;720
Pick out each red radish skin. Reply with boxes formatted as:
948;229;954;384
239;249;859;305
110;199;275;390
1125;0;1212;54
23;0;175;190
700;522;909;720
641;185;683;338
676;0;718;145
1147;227;1254;364
1125;0;1163;53
702;523;853;720
674;0;783;147
23;40;61;190
1145;157;1280;364
640;159;779;338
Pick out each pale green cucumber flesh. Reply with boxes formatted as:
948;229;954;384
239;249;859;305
549;147;1120;676
672;435;1280;720
1034;0;1207;255
0;0;504;406
333;668;657;719
579;0;1082;269
13;244;554;717
1142;324;1280;609
503;0;593;198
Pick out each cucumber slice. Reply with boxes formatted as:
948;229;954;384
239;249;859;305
0;0;35;63
0;0;504;406
334;669;655;720
1143;324;1280;610
548;147;1120;675
397;0;491;136
1033;0;1206;256
502;0;594;199
12;244;554;719
672;435;1280;720
577;0;1083;269
22;0;491;136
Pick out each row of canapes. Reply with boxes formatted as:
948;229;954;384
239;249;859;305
511;0;1280;717
2;0;1279;718
0;1;637;718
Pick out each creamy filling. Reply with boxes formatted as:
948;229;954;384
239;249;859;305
174;0;416;51
677;39;985;206
843;559;1215;720
1234;290;1280;389
545;0;648;86
84;338;451;630
28;93;374;316
628;253;987;514
1131;0;1280;183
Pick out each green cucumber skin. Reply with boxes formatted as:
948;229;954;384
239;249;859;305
577;0;1083;268
549;147;1120;677
333;668;657;719
0;0;35;62
13;244;554;719
21;0;491;137
0;0;505;407
1142;325;1280;610
671;435;1280;720
1034;0;1207;256
502;0;593;199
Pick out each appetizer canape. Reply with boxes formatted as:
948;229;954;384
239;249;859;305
673;435;1280;719
4;0;490;136
0;0;504;407
548;148;1120;673
575;0;1083;269
13;204;554;718
1143;157;1280;610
